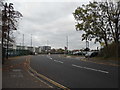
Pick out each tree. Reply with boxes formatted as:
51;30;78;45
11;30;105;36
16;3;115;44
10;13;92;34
73;1;120;58
73;1;120;46
57;48;65;54
0;0;4;40
2;2;22;63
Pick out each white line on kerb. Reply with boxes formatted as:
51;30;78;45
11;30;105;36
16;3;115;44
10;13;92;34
54;60;63;64
72;64;109;74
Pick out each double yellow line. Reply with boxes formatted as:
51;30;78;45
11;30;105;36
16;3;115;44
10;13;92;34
25;56;70;90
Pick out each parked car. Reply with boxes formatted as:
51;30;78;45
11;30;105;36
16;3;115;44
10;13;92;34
72;51;85;56
35;52;38;55
85;51;98;58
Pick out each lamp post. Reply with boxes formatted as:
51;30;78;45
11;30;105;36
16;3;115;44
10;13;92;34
85;38;89;54
66;36;68;54
22;34;24;50
31;34;32;52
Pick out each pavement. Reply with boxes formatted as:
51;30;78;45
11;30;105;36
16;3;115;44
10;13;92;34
2;56;52;89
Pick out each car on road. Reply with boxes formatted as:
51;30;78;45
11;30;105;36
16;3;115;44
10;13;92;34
85;51;98;58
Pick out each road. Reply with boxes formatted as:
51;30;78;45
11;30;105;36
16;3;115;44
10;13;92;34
29;54;119;88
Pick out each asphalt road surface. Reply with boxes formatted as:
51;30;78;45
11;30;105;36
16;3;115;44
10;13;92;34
30;54;119;88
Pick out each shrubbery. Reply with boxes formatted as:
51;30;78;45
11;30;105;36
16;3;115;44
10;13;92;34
99;43;120;58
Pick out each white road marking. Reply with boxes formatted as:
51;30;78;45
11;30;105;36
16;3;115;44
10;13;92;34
72;64;109;74
54;60;63;64
47;55;49;58
50;58;52;60
46;55;52;59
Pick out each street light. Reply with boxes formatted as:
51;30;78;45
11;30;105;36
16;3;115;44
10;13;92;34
22;34;24;50
31;34;32;52
85;38;89;54
66;36;69;54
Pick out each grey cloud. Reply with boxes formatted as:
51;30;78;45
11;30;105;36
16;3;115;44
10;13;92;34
12;1;100;50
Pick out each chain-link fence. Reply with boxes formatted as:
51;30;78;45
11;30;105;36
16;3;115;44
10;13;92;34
4;49;33;57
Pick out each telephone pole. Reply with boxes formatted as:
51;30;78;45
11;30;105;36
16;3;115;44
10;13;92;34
31;34;32;51
47;40;48;46
22;34;24;49
85;38;89;54
66;36;68;54
31;34;32;47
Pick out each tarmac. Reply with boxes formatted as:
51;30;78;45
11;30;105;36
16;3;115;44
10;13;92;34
2;56;52;89
65;55;120;67
2;54;119;89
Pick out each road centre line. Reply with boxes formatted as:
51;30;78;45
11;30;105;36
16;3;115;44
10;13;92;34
72;64;109;74
54;60;63;64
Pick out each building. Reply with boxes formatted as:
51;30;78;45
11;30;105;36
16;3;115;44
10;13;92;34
38;46;51;53
34;47;41;53
4;44;52;54
40;46;51;51
27;46;34;52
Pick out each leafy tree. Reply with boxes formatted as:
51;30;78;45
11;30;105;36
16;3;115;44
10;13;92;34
2;2;22;62
57;48;65;54
73;1;120;48
0;0;4;39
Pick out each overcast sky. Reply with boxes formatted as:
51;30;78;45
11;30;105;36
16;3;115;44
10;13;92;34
7;0;101;50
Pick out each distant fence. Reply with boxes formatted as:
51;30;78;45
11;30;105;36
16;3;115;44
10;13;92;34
4;49;33;57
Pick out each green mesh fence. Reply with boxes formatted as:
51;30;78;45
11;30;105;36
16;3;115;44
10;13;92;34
5;49;33;57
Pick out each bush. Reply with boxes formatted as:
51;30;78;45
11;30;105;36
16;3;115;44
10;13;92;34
99;43;120;58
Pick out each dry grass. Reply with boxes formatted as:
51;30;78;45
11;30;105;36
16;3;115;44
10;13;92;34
92;57;120;61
